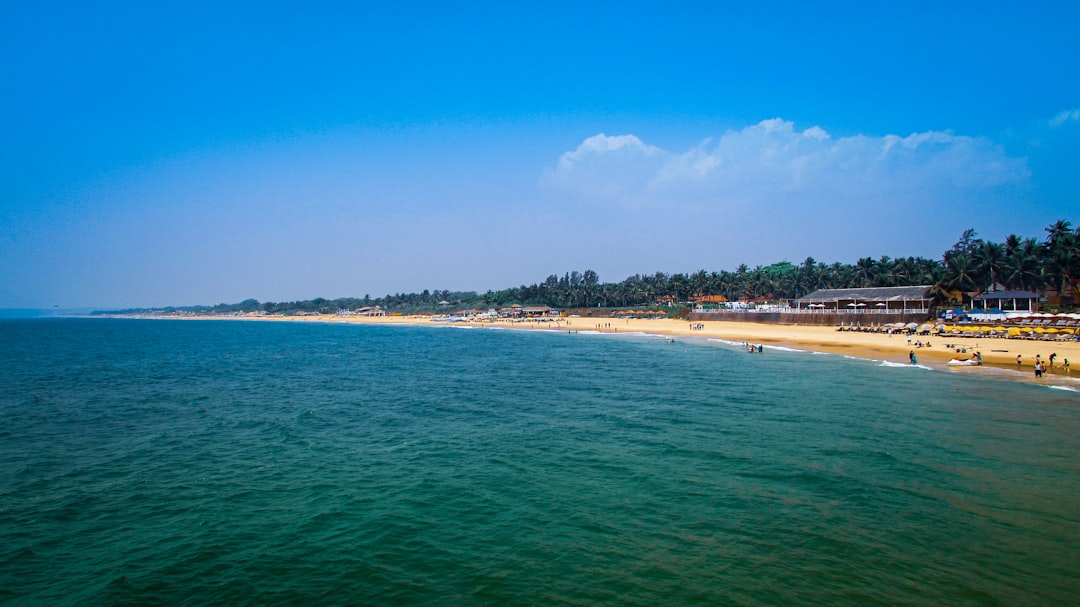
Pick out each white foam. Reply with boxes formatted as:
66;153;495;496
707;338;743;347
764;345;808;353
1046;385;1079;393
878;361;930;370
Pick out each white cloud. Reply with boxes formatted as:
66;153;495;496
546;118;1028;208
1050;108;1080;127
555;133;662;170
544;133;671;200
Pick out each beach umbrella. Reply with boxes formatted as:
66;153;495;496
1045;328;1059;334
979;326;993;332
1033;327;1045;333
1060;328;1075;334
1007;327;1021;336
993;326;1007;331
905;322;919;329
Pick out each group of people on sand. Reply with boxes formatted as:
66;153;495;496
1017;352;1070;378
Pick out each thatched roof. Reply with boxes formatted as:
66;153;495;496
797;285;933;303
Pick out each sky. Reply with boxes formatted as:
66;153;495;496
2;1;1078;309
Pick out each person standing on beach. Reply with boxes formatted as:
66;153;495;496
1050;352;1057;367
909;350;918;364
1017;354;1022;366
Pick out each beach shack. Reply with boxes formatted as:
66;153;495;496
795;285;934;314
970;290;1039;313
521;306;554;318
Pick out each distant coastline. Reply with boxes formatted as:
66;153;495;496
0;308;99;319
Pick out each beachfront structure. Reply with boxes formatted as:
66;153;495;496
498;305;555;318
693;294;730;305
971;290;1039;312
795;286;934;314
521;306;554;317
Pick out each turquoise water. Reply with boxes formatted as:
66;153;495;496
1;319;1078;606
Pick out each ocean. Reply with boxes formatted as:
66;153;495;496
1;318;1078;606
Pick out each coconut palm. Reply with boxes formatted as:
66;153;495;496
854;257;877;287
974;240;1006;291
940;251;978;293
1044;221;1079;303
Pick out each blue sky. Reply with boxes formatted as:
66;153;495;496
2;1;1078;308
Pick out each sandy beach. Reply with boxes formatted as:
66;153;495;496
162;312;1080;388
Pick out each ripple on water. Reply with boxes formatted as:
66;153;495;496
0;319;1078;605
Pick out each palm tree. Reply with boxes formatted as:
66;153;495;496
941;251;978;293
1003;234;1022;257
854;257;876;287
1045;219;1073;245
690;269;710;297
974;240;1005;291
670;273;689;303
1002;238;1042;291
877;255;904;286
1044;222;1079;303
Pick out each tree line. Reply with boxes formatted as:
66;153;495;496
98;219;1079;315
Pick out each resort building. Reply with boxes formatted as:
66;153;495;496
689;285;934;325
795;286;934;314
970;290;1040;312
693;294;730;305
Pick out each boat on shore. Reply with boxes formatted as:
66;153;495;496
948;352;983;366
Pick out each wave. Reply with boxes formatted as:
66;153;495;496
706;338;743;347
1046;385;1079;393
878;361;930;370
610;331;660;338
764;345;809;353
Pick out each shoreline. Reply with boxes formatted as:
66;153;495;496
102;313;1080;391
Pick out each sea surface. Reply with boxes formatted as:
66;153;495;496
1;318;1078;606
